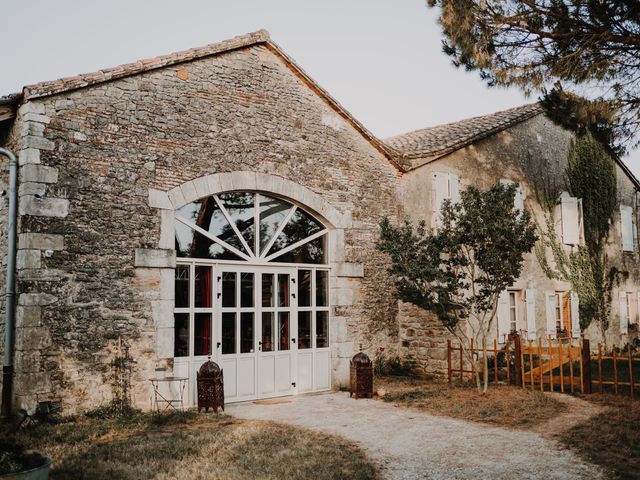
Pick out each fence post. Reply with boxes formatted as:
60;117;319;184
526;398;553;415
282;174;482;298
582;338;591;394
514;334;522;387
447;339;452;385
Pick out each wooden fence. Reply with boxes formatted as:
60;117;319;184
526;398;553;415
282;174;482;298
447;338;511;385
447;335;640;399
591;344;640;399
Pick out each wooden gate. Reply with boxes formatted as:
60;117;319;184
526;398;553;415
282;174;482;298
516;336;590;394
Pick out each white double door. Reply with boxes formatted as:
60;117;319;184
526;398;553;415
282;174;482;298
216;265;298;402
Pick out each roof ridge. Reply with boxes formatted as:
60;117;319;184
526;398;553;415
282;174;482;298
22;30;271;100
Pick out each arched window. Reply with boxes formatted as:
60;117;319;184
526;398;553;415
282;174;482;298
174;192;328;264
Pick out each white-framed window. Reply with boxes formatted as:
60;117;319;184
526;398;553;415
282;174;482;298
432;171;460;228
498;289;525;341
545;290;580;338
620;205;636;252
508;291;518;333
556;193;584;245
174;192;328;264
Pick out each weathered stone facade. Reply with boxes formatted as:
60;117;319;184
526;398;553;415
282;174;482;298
396;114;640;373
0;31;638;411
0;33;402;413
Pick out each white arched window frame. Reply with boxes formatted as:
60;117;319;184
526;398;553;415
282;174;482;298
174;191;330;265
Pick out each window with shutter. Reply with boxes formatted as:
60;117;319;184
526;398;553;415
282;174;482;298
497;290;510;342
620;206;634;252
449;173;460;203
499;179;525;212
525;289;536;340
560;195;580;245
431;172;460;229
545;291;557;338
570;291;580;338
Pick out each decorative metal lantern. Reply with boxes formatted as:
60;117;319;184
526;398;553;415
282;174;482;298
350;346;373;399
197;358;224;413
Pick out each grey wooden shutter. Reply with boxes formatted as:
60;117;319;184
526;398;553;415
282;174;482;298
525;289;536;340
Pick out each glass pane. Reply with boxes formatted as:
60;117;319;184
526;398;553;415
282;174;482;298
221;312;236;355
222;272;236;308
271;235;326;264
194;313;212;356
298;311;311;349
262;274;274;307
267;208;324;256
175;221;243;260
316;270;328;306
218;192;255;254
177;197;246;255
316;311;328;348
262;312;274;352
240;313;254;353
278;312;290;351
241;272;254;307
278;274;289;307
175;265;190;308
195;266;212;308
174;313;189;357
298;270;312;307
259;194;291;254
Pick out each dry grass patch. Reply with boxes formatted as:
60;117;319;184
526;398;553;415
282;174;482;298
14;410;380;480
377;376;566;428
560;394;640;480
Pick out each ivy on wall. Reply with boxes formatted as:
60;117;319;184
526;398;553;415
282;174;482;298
536;132;624;340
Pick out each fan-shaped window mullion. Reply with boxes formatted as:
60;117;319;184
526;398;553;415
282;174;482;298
213;194;255;258
260;205;297;259
175;213;251;261
264;228;328;262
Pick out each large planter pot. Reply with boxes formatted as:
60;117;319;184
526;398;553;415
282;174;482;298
0;455;51;480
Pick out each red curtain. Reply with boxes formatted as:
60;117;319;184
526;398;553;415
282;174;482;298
196;268;212;356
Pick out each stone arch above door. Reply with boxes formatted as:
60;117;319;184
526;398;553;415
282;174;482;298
148;172;351;230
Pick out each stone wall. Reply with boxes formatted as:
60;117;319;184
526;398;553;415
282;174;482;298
5;44;402;412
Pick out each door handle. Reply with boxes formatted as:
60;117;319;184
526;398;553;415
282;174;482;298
291;338;296;344
217;342;221;349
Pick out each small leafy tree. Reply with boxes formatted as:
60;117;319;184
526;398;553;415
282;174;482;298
378;183;537;393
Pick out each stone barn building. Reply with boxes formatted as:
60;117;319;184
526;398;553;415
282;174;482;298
0;30;638;413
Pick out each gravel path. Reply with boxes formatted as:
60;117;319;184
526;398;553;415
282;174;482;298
228;392;603;480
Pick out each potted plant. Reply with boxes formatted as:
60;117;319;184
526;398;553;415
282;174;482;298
0;437;51;480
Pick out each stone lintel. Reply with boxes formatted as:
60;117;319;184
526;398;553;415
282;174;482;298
134;248;176;268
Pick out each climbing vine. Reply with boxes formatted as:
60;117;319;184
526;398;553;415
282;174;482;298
536;132;624;342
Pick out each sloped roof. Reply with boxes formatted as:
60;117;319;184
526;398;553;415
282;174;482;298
13;30;402;171
384;103;544;167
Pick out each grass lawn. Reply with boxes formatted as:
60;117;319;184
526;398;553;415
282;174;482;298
11;409;380;480
376;376;566;428
560;394;640;480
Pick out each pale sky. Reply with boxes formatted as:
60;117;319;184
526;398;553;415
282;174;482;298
3;0;639;178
